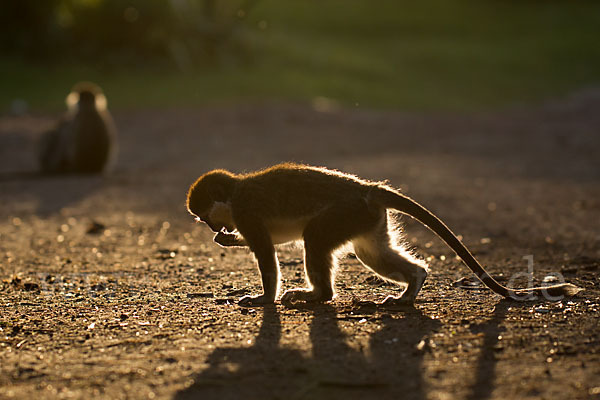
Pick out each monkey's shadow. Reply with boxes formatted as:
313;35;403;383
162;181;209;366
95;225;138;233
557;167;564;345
466;299;518;400
0;132;107;216
175;304;441;400
0;174;106;217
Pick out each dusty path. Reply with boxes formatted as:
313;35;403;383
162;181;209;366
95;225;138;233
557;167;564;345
0;90;599;399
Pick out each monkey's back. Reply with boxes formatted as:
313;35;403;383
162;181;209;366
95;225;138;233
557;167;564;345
235;164;379;218
71;109;114;173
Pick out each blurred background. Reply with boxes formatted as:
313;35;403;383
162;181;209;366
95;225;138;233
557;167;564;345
1;3;600;399
2;0;600;112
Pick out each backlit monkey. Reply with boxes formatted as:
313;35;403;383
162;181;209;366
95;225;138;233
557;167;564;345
38;82;117;174
186;163;582;307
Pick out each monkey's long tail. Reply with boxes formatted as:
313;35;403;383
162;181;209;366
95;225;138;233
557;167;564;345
373;187;582;300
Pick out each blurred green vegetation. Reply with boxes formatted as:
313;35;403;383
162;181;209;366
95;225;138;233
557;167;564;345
1;0;600;112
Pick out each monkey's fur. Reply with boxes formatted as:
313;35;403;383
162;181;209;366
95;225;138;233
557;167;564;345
187;163;582;307
38;82;117;174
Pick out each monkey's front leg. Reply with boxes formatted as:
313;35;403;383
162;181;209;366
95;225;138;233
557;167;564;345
234;218;280;307
238;245;279;307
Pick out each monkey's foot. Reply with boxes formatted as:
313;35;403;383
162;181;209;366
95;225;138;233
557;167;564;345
238;294;275;307
380;295;415;309
281;289;331;306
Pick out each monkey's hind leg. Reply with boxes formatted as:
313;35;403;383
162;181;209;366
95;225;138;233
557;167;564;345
353;222;428;306
282;204;377;306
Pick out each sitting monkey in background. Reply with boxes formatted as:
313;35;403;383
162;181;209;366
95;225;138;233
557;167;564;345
187;163;582;307
38;82;117;174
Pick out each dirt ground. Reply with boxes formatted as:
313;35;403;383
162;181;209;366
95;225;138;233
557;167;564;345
0;90;599;400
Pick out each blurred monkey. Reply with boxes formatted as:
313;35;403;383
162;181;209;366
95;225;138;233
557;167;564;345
38;82;117;174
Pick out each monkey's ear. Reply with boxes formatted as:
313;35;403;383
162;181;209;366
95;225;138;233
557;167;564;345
66;92;79;110
95;93;107;111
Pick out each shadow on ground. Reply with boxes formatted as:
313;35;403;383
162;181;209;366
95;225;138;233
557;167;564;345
176;305;441;400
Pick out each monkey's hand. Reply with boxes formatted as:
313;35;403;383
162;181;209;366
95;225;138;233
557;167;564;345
238;294;275;307
214;231;247;247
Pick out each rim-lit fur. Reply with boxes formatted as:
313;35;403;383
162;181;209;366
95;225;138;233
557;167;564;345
186;163;582;306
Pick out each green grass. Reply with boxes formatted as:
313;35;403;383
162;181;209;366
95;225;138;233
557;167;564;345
2;0;600;111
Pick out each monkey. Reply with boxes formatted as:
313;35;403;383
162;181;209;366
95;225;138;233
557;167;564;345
38;82;117;174
186;163;582;307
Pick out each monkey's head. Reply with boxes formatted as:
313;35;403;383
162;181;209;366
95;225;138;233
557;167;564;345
187;170;237;233
66;81;107;112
